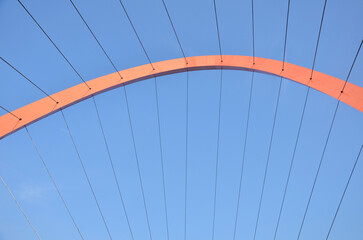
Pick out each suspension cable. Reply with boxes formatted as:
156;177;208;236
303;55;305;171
253;77;283;240
252;0;291;237
322;47;363;240
0;57;58;104
251;0;255;64
341;40;362;93
153;77;170;240
158;11;189;231
272;87;311;240
116;0;155;70
92;95;139;240
120;86;154;240
0;106;22;120
69;0;123;80
0;175;42;240
232;1;257;237
212;70;223;240
233;71;255;240
161;0;188;64
24;126;85;240
325;144;363;239
184;70;189;240
282;0;291;71
17;0;91;89
212;0;223;62
211;0;225;235
310;0;328;80
296;99;339;239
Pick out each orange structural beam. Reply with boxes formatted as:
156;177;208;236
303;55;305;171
1;55;362;139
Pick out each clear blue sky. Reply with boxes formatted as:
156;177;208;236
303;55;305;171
0;0;362;239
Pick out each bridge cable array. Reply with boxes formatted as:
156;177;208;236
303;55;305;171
297;35;363;240
17;0;91;90
0;0;362;239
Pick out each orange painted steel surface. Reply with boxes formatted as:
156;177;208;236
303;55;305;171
1;55;362;139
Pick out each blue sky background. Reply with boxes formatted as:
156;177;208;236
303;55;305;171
0;0;363;239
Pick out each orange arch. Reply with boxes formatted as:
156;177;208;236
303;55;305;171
1;55;362;139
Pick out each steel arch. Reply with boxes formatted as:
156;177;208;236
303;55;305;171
1;55;362;139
